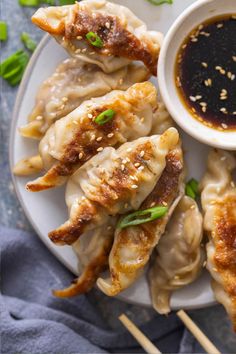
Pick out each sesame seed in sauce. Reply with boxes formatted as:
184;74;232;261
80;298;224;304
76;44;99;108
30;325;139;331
201;62;208;68
232;56;236;62
82;48;87;53
217;23;223;28
107;133;114;138
96;136;103;142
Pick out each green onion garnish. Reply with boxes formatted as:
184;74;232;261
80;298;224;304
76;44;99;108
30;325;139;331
59;0;75;4
18;0;39;6
118;206;168;229
21;32;37;52
94;109;115;125
146;0;173;5
0;50;29;86
0;21;8;41
86;31;103;48
185;178;199;199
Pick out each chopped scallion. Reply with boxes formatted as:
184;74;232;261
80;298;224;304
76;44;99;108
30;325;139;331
59;0;75;4
185;178;199;199
0;21;7;41
94;109;115;125
118;206;168;229
21;32;37;52
86;31;103;48
146;0;173;5
18;0;39;6
0;50;29;86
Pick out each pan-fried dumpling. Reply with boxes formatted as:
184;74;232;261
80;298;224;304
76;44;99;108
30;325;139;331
49;128;179;245
26;82;158;191
149;196;204;315
19;59;150;140
200;149;236;331
13;155;43;176
53;220;116;297
97;145;184;296
32;0;163;75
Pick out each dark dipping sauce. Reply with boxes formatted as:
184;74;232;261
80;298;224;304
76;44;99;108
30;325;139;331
175;15;236;131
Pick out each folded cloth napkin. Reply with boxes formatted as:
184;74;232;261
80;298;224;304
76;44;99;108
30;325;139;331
0;225;205;354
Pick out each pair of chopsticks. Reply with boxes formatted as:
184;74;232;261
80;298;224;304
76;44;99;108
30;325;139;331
119;310;221;354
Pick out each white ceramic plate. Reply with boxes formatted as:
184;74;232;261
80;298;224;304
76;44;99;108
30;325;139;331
10;0;215;309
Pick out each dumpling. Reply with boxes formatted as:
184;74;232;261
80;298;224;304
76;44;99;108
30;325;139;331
13;155;43;176
49;128;180;246
19;59;150;140
200;149;236;331
26;82;158;191
150;97;175;135
32;0;163;75
53;220;116;297
149;196;204;315
97;144;184;296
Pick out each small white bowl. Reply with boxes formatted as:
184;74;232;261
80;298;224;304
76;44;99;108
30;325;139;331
158;0;236;150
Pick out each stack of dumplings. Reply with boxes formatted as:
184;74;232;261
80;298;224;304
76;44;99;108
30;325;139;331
13;0;236;331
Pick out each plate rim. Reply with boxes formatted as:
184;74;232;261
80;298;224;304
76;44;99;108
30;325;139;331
9;34;216;310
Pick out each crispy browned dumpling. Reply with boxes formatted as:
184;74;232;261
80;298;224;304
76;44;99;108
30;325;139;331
97;144;184;296
48;128;179;246
32;0;162;75
26;82;158;192
201;149;236;331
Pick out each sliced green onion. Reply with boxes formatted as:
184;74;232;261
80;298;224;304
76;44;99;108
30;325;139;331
146;0;173;5
18;0;39;6
0;21;8;41
0;50;29;86
86;31;103;48
185;178;199;200
21;32;37;52
59;0;75;4
94;109;115;125
118;206;168;229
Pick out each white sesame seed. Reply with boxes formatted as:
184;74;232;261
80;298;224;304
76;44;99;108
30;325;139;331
220;69;226;75
76;35;82;40
82;48;87;53
162;201;167;206
203;261;207;267
191;37;198;42
201;62;208;68
62;97;68;102
198;24;204;30
233;112;236;115
36;115;43;121
140;151;145;157
221;123;228;129
130;176;135;180
220;156;226;161
75;49;81;54
59;104;65;110
231;181;235;188
121;164;125;171
134;162;140;168
97;147;103;152
127;148;132;152
107;133;114;138
190;96;196;102
73;120;78;125
140;117;145;123
231;74;235;81
107;225;112;230
150;202;155;207
220;96;227;100
200;102;207;107
220;107;227;113
227;71;232;79
232;56;236;62
79;152;83;159
195;95;202;100
138;166;144;171
182;44;187;49
217;23;223;28
190;204;196;210
126;157;130;162
131;184;138;189
105;22;110;29
88;113;93;119
96;137;103;142
202;106;207;113
122;159;127;165
91;134;96;141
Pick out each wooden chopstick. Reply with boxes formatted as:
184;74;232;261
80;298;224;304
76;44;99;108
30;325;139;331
119;314;161;354
177;310;221;354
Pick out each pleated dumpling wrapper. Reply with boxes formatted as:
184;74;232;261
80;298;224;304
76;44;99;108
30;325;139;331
97;144;184;296
49;128;180;245
26;82;158;191
32;0;163;75
201;149;236;331
149;196;204;315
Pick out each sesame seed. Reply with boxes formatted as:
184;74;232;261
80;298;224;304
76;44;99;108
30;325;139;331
227;71;232;79
220;156;226;161
203;261;207;267
200;102;207;107
182;44;187;49
233;112;236;115
96;136;103;142
220;69;226;75
201;62;208;68
215;65;222;71
131;184;138;189
107;225;112;230
231;74;235;80
217;23;223;28
105;22;110;29
75;49;81;54
126;157;130;162
76;35;83;40
90;52;95;55
198;24;203;30
130;176;135;180
91;134;96;141
140;117;145;123
162;201;167;206
97;147;103;152
202;106;207;113
190;204;196;210
134;162;140;168
195;95;202;100
221;123;228;129
191;37;198;42
231;181;235;188
220;96;227;100
73;120;78;125
220;107;227;113
122;159;127;165
79;152;83;159
140;151;145;157
121;164;125;171
88;113;93;119
36;115;43;121
232;56;236;62
138;166;144;171
190;96;196;102
81;196;86;201
107;133;114;138
59;104;65;110
82;48;87;53
150;202;155;207
62;97;68;102
127;148;132;152
119;78;124;85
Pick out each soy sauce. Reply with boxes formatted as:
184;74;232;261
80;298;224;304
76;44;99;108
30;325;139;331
175;15;236;131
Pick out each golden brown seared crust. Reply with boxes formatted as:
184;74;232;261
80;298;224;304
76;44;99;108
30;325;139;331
214;195;236;314
110;148;184;293
53;231;113;297
32;5;159;75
